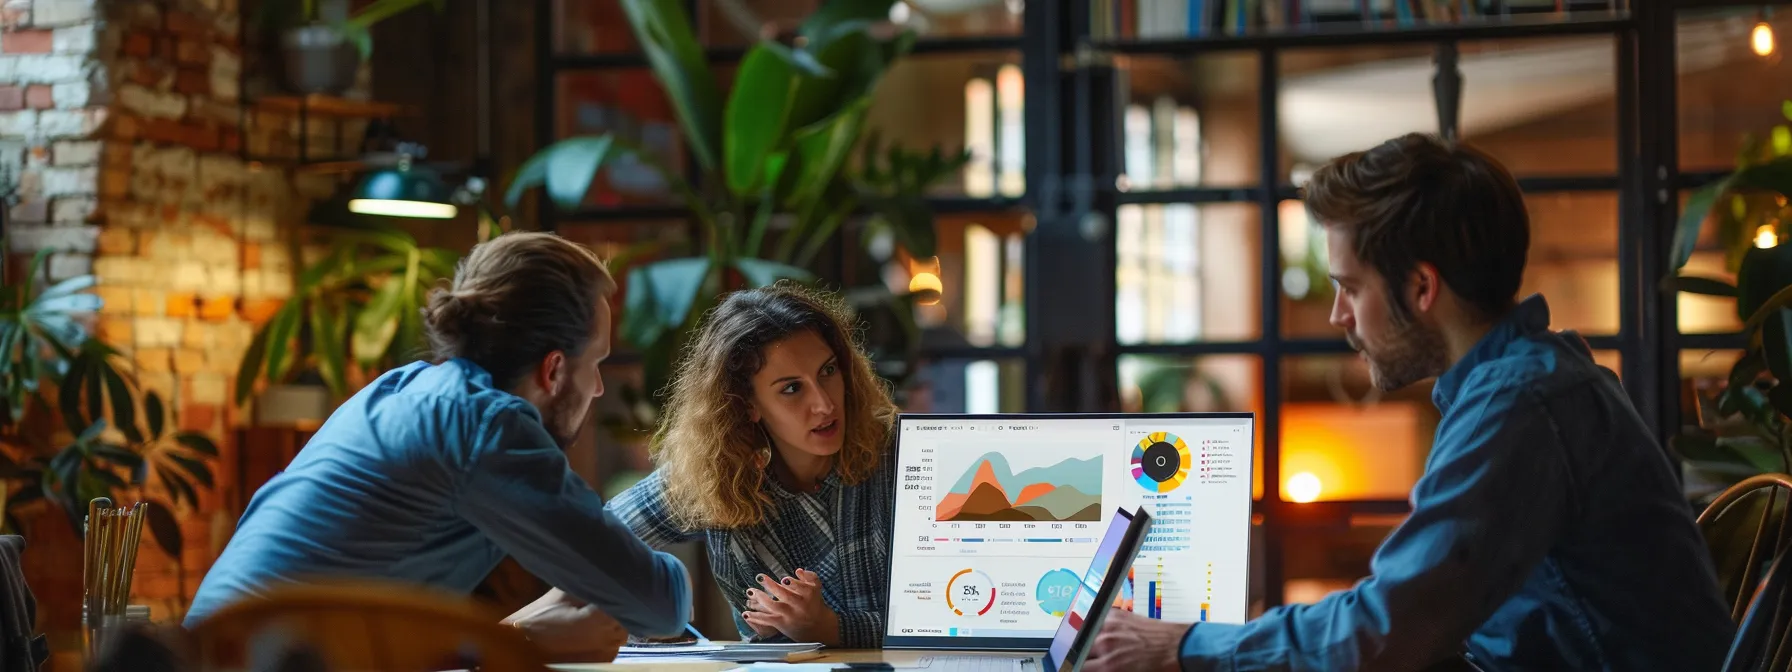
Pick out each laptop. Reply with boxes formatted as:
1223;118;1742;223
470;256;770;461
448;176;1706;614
907;506;1153;672
883;413;1255;653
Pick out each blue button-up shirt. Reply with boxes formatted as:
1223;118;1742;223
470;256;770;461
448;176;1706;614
183;359;692;636
1179;295;1733;671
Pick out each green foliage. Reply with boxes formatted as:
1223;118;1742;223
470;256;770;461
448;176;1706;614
0;248;216;560
235;228;460;405
506;0;971;424
1669;100;1792;503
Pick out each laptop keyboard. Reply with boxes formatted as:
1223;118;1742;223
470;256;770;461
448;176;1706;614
913;655;1034;671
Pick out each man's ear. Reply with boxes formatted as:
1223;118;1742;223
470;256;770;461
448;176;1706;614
1409;262;1442;314
534;351;567;395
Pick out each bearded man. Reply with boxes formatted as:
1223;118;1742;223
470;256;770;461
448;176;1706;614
1084;134;1733;672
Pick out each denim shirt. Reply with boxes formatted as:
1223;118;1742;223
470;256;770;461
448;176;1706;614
183;359;692;636
1178;295;1733;671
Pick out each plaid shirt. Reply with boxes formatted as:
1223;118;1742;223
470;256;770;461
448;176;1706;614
607;452;894;647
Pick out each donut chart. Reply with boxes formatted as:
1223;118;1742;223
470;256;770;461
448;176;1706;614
1131;431;1191;493
946;568;996;617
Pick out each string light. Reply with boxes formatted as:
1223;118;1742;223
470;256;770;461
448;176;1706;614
1757;224;1779;249
1287;472;1322;504
1755;12;1777;57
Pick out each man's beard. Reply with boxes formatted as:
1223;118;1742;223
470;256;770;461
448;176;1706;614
540;387;589;450
1350;318;1449;392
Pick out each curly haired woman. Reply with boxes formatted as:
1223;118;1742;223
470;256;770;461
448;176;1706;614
606;282;898;648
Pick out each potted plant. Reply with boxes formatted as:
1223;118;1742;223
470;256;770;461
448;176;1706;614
0;248;217;562
507;0;970;436
233;226;465;412
260;0;445;95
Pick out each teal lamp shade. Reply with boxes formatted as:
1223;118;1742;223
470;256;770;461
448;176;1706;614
347;166;457;219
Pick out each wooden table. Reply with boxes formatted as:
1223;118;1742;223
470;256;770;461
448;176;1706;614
550;649;1028;671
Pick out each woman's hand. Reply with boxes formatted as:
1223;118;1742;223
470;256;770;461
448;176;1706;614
741;568;841;646
503;588;629;663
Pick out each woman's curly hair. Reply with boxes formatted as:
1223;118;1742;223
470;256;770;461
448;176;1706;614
650;282;897;529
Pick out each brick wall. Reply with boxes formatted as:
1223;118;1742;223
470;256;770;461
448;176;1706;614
1;0;342;642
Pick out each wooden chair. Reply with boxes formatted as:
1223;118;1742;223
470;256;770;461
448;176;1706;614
186;580;550;671
1699;474;1792;671
1699;473;1792;622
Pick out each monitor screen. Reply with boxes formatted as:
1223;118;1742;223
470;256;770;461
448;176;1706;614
1047;508;1135;666
884;413;1255;648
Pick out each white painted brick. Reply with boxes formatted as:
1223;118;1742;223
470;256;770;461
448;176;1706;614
171;261;208;290
190;232;237;265
143;232;191;260
31;0;94;27
262;269;293;298
9;224;96;253
12;54;87;84
204;269;241;296
50;140;99;166
188;373;226;405
52;24;94;53
138;144;196;176
210;46;240;102
217;320;252;350
136;317;183;349
51;80;88;109
242;216;277;242
8;200;43;224
116;84;186;120
47;252;91;281
93;256;148;285
40;166;95;197
197;155;246;189
51;196;94;224
0;111;36;137
36;108;103;138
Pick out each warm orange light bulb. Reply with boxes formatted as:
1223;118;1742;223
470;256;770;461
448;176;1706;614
1754;21;1776;57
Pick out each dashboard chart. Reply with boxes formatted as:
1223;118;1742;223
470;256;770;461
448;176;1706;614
886;416;1255;643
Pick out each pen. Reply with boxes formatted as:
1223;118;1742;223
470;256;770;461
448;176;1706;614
683;623;706;642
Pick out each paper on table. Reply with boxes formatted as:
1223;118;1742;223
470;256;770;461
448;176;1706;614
616;643;725;655
722;665;840;672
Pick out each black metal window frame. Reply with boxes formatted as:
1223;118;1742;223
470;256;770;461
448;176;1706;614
524;0;1761;612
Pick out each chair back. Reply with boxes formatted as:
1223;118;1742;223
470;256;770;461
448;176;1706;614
1725;540;1792;672
186;580;550;672
1700;474;1792;621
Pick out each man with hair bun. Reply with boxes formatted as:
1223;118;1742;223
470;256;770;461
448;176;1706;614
185;232;690;661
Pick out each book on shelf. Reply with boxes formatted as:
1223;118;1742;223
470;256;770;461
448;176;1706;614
1090;0;1629;41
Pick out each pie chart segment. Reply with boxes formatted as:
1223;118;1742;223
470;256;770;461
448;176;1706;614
1130;431;1191;493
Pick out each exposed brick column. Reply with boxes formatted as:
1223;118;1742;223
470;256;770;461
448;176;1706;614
1;0;331;639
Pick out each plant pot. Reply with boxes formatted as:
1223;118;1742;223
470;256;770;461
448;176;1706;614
280;23;360;95
254;383;334;427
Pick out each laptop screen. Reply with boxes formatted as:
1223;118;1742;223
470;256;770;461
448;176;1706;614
1046;508;1135;666
883;413;1256;650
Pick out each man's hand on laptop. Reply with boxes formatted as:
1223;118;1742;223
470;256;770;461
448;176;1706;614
743;568;841;646
1083;608;1185;672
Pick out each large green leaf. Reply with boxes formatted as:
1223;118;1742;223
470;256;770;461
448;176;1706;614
798;0;898;51
1737;244;1792;323
733;258;815;288
620;258;713;349
1673;182;1725;272
505;135;618;212
1662;275;1739;297
145;391;164;440
867;193;938;259
57;359;86;437
786;98;873;209
144;502;181;559
1730;155;1792;195
1767;309;1792;383
310;298;350;397
100;365;141;444
352;277;406;368
235;322;272;405
725;43;803;197
619;0;723;173
1676;434;1787;473
262;301;304;385
174;431;220;457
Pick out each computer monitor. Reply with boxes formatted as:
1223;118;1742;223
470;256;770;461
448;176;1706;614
883;413;1256;651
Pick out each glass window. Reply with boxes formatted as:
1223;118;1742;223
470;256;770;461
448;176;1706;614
1675;189;1747;335
899;212;1029;349
864;51;1026;198
1282;355;1438;503
552;0;639;55
553;69;697;208
1116;203;1262;343
1279;37;1619;183
1283;192;1617;338
1677;9;1792;173
556;220;694;353
1281;514;1403;607
1116;353;1263;498
1119;52;1260;189
905;357;1026;413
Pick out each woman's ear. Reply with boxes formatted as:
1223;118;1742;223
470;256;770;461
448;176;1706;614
747;401;762;424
